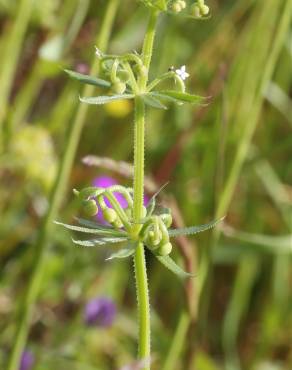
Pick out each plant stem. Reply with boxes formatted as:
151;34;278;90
6;2;119;369
133;9;159;369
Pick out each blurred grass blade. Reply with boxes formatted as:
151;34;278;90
0;0;35;145
7;1;120;369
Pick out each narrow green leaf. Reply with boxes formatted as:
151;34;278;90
168;217;224;237
151;90;207;105
155;254;193;279
147;182;169;216
72;236;128;247
54;221;125;237
64;69;111;88
106;246;135;260
142;93;167;110
79;94;134;105
75;218;112;230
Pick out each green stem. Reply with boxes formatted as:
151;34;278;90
133;9;159;370
140;10;159;89
6;2;119;369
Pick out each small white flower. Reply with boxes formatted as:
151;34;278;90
175;65;190;80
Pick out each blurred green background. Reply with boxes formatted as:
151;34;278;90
0;0;291;369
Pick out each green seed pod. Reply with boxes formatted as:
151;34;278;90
144;231;160;251
162;213;172;228
80;187;98;199
178;0;186;9
103;208;117;224
133;64;147;78
82;199;98;217
149;229;162;246
112;81;126;94
158;242;173;256
200;4;209;15
117;70;130;83
191;4;201;17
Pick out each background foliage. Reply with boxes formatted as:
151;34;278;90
0;0;291;369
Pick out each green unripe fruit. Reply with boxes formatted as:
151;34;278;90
112;81;126;94
200;4;209;15
171;2;182;12
103;208;117;223
178;0;186;9
133;64;147;78
82;199;98;217
149;229;162;246
158;242;173;256
191;4;201;17
117;70;130;83
162;213;173;228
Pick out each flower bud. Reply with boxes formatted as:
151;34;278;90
171;2;182;12
112;81;126;94
191;4;201;17
133;64;147;78
158;242;173;256
178;0;186;9
117;70;130;83
82;199;98;217
103;208;117;224
149;229;162;246
200;4;209;15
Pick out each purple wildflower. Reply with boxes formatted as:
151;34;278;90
93;176;149;223
19;351;34;370
84;297;116;327
75;62;89;74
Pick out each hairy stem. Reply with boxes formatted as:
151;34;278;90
6;2;119;369
133;9;159;369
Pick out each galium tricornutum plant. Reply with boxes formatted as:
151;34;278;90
57;0;220;368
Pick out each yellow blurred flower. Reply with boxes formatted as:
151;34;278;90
11;126;57;191
104;99;132;118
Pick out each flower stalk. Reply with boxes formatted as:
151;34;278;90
133;10;159;368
